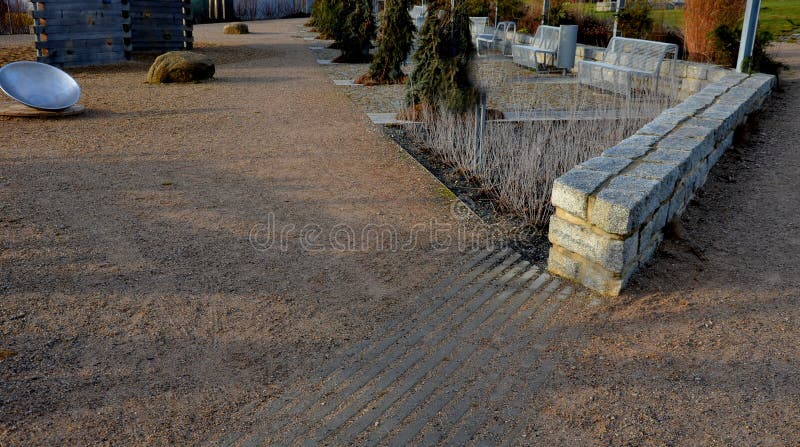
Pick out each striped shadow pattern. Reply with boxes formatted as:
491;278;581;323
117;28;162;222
208;247;575;446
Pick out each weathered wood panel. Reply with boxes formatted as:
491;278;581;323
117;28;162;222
130;0;192;52
31;0;132;67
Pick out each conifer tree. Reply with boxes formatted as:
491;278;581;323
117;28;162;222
360;0;415;84
310;0;341;40
407;0;477;112
332;0;376;63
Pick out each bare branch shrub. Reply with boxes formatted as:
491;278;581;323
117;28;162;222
1;0;32;35
408;83;678;227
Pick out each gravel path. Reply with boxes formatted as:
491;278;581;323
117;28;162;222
206;247;580;446
0;19;487;445
0;34;33;48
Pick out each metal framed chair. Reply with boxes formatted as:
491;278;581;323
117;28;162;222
469;16;488;40
476;21;516;57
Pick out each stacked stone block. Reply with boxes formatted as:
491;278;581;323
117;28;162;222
547;73;775;295
510;41;736;98
574;44;733;98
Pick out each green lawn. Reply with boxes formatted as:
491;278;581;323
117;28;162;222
759;0;800;37
649;8;684;29
567;0;799;37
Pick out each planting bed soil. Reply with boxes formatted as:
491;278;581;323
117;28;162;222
377;96;673;263
381;125;552;263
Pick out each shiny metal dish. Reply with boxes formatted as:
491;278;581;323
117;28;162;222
0;61;81;111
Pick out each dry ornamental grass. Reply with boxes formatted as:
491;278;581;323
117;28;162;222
408;84;678;226
683;0;745;62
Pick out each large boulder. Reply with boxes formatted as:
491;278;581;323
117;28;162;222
223;22;249;34
146;51;215;84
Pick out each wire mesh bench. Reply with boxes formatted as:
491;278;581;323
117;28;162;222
469;17;488;40
511;25;560;72
578;37;678;95
476;21;516;56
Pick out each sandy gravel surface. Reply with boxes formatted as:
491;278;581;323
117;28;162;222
0;34;34;48
0;34;36;66
3;21;798;446
0;19;485;445
514;43;800;445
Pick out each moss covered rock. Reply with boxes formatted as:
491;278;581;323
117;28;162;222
223;22;250;34
146;51;215;84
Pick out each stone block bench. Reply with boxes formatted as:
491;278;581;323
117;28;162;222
574;44;735;99
547;72;776;295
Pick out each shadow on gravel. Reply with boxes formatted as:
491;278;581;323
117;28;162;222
528;56;800;445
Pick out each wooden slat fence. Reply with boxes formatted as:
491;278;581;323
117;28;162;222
31;0;193;67
31;0;131;66
130;0;192;52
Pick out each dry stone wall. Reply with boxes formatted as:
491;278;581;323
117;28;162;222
507;37;728;98
546;72;776;295
575;44;732;98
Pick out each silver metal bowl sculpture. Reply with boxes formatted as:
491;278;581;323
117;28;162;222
0;61;81;111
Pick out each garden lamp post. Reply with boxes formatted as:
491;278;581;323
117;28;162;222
542;0;550;25
447;0;456;41
736;0;762;72
612;0;625;38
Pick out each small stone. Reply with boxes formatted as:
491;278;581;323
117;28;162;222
223;22;250;34
146;51;215;84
